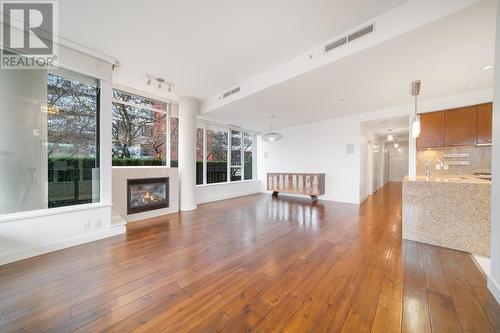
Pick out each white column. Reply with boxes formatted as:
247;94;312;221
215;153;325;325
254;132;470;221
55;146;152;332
178;97;199;211
489;1;500;303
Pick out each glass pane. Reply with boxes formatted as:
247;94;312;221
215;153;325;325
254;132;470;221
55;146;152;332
170;114;179;167
0;66;100;215
231;167;242;181
231;130;241;166
111;92;167;166
112;90;167;112
206;129;228;184
244;133;254;180
47;71;100;208
196;128;204;185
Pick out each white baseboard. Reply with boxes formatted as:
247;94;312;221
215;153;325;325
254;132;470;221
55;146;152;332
0;225;126;266
196;191;259;205
488;275;500;305
359;195;369;204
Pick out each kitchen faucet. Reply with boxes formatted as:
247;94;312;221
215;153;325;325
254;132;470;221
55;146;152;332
425;159;446;177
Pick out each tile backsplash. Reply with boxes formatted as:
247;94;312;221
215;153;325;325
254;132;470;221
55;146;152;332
417;146;491;176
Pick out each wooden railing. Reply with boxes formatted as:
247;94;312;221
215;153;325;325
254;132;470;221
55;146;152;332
267;173;325;202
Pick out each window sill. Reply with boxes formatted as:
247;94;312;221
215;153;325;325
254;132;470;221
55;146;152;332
0;202;113;223
195;179;260;188
112;166;177;169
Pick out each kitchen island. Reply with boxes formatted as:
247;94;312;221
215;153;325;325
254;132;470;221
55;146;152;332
402;175;491;256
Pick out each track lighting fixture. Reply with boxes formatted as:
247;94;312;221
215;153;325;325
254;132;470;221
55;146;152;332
145;74;174;92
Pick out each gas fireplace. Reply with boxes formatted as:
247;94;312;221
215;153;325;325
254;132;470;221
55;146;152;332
127;177;169;215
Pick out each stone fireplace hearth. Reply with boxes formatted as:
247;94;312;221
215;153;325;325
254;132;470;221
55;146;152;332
112;167;179;224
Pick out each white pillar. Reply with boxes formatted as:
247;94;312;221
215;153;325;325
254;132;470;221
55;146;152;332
178;97;199;211
489;1;500;303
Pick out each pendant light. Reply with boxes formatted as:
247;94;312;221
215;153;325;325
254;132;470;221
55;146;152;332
262;116;282;143
387;129;394;141
411;80;422;138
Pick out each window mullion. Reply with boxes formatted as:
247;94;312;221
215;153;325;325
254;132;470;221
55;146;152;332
203;126;207;185
227;129;231;183
166;103;171;168
241;132;245;181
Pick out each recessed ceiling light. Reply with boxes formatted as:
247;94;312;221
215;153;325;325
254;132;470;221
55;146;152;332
468;84;476;88
481;65;494;71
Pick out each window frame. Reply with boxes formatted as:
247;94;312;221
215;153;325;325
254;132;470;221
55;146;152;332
196;120;257;186
0;65;106;221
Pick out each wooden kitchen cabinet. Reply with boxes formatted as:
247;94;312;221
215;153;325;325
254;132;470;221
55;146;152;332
477;102;492;145
444;106;478;147
417;111;445;149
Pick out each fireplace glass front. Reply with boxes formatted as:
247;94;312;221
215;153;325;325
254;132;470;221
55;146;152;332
127;177;169;215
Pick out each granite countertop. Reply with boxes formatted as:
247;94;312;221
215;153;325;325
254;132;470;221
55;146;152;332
402;174;491;256
404;175;491;184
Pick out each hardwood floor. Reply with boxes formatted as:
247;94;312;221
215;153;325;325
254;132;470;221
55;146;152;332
0;182;499;332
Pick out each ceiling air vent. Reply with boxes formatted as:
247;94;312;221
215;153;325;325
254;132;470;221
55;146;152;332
222;87;240;99
325;37;347;52
347;24;374;42
324;23;374;53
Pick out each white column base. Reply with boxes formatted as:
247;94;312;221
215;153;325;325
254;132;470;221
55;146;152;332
488;276;500;305
180;204;198;212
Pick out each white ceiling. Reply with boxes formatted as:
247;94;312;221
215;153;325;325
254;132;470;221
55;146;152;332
362;116;409;141
201;0;496;131
59;0;407;100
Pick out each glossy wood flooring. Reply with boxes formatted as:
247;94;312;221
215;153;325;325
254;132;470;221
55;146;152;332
0;183;499;332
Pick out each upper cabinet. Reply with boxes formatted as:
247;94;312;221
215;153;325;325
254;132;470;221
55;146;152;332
444;106;477;147
477;103;493;145
417;112;445;149
417;102;493;150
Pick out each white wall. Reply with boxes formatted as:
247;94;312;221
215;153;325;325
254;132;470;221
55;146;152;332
258;115;362;204
0;205;122;265
381;142;390;187
389;147;409;182
195;180;260;204
488;0;500;304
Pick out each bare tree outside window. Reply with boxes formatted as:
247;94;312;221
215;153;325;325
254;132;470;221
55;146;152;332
206;129;228;183
111;90;168;166
47;72;99;208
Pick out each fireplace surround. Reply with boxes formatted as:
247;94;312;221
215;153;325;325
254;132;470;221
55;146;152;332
127;177;169;215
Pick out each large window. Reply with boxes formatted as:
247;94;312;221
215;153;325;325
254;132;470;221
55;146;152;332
196;128;204;185
170;105;179;167
195;123;256;185
111;90;178;167
206;129;228;184
0;67;100;215
244;133;254;180
230;130;242;181
47;71;100;208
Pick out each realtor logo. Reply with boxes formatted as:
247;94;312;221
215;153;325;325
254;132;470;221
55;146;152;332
1;1;58;68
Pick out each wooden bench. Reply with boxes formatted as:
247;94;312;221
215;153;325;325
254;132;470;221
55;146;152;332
267;173;325;203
